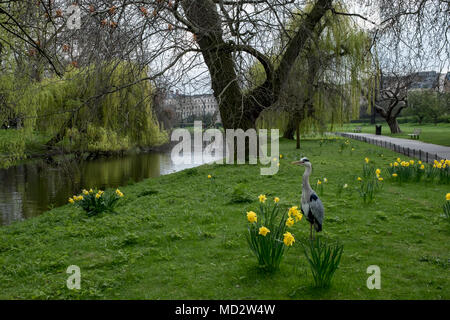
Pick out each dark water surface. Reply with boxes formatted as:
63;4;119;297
0;151;219;226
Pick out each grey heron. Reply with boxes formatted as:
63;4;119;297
291;157;324;240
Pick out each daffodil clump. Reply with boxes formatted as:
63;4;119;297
362;157;375;178
387;158;449;184
245;195;301;272
69;188;124;216
434;159;450;184
300;237;344;288
357;158;385;203
443;193;450;219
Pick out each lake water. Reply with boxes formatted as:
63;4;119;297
0;149;223;226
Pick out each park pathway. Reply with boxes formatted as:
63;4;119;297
335;132;450;163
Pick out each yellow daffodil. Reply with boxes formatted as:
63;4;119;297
208;174;212;179
258;194;267;203
365;157;369;163
357;177;362;181
378;177;383;181
323;178;328;183
410;160;414;165
286;217;295;227
405;162;410;167
375;169;381;175
115;189;124;197
294;211;303;222
68;198;74;204
446;193;450;201
440;159;445;164
259;226;270;236
420;164;425;170
394;162;399;167
82;189;89;195
247;211;257;223
418;161;422;165
389;163;393;167
283;232;295;246
392;173;398;177
89;188;93;193
277;163;280;167
397;158;401;162
437;163;442;169
288;206;302;222
317;180;322;185
288;206;297;217
95;193;101;199
279;154;283;159
274;197;280;203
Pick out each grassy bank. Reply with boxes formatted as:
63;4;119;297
334;123;450;146
0;138;449;299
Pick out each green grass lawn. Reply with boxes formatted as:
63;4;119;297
0;138;449;299
334;122;450;147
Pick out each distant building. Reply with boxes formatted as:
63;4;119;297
408;71;439;90
382;71;449;93
162;91;221;123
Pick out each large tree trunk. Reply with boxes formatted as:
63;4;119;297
283;116;296;140
387;116;402;134
295;119;301;149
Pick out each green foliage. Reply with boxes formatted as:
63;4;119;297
406;91;450;124
256;3;374;134
70;188;123;216
0;130;27;168
300;237;344;288
0;61;167;157
443;200;450;220
229;183;253;203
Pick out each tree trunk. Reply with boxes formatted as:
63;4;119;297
387;116;402;134
295;119;300;149
283;116;296;139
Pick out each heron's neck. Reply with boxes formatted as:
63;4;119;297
302;165;313;192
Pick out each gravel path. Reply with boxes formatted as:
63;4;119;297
336;132;450;163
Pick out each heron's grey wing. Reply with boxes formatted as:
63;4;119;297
309;193;324;226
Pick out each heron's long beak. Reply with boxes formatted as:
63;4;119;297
291;160;304;166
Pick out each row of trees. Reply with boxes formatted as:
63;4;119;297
406;91;450;124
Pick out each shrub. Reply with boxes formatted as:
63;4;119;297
300;237;344;288
69;188;124;216
229;183;252;203
245;195;302;272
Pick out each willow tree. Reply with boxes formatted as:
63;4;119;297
14;61;167;154
255;4;373;147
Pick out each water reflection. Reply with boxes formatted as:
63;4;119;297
0;150;222;226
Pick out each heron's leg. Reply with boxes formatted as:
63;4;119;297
309;223;312;240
